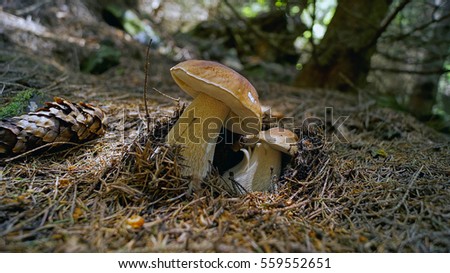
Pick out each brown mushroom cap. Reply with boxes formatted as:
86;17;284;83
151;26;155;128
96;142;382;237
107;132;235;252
244;127;298;155
170;60;262;135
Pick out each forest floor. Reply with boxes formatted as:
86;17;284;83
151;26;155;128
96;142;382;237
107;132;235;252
1;2;449;252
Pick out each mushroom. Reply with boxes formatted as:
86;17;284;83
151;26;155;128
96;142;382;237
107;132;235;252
167;60;262;182
222;127;298;193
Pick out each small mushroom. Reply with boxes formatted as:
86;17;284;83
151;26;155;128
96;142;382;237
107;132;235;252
222;127;298;193
167;60;262;181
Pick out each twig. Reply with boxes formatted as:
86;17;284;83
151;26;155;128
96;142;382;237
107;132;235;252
2;141;81;163
263;199;308;214
382;12;450;42
375;48;449;65
371;66;450;75
365;0;411;49
143;40;153;134
309;0;318;63
338;72;364;94
399;230;450;250
152;87;180;102
15;0;52;16
171;196;207;220
0;10;86;47
70;183;78;224
390;165;423;214
0;10;47;35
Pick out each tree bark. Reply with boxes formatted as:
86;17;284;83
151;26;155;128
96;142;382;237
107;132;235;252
294;0;393;91
407;0;450;120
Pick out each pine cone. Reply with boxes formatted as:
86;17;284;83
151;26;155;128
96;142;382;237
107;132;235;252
0;97;107;158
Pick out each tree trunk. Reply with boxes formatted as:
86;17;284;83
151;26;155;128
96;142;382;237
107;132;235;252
407;0;450;120
294;0;393;91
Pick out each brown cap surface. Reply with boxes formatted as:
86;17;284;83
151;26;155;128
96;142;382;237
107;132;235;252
170;60;262;135
244;127;298;155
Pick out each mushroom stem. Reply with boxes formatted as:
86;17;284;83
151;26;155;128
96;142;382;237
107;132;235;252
167;93;230;180
223;142;281;193
251;143;281;191
222;148;251;192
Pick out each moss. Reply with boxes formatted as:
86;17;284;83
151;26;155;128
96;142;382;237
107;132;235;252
0;89;42;119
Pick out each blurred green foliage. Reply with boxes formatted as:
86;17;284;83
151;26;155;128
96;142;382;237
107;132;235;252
241;0;270;17
80;42;121;74
104;4;160;45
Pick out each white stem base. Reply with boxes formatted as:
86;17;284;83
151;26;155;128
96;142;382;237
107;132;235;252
222;143;281;193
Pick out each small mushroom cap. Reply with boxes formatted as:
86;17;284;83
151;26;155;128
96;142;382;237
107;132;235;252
243;127;298;155
170;60;262;135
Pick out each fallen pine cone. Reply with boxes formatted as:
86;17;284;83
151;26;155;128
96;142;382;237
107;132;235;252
0;97;107;159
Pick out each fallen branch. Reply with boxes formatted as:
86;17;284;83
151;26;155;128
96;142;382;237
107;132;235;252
0;10;87;47
371;66;450;75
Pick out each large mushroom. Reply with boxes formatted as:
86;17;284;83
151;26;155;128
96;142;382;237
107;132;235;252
222;127;298;193
167;60;262;181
